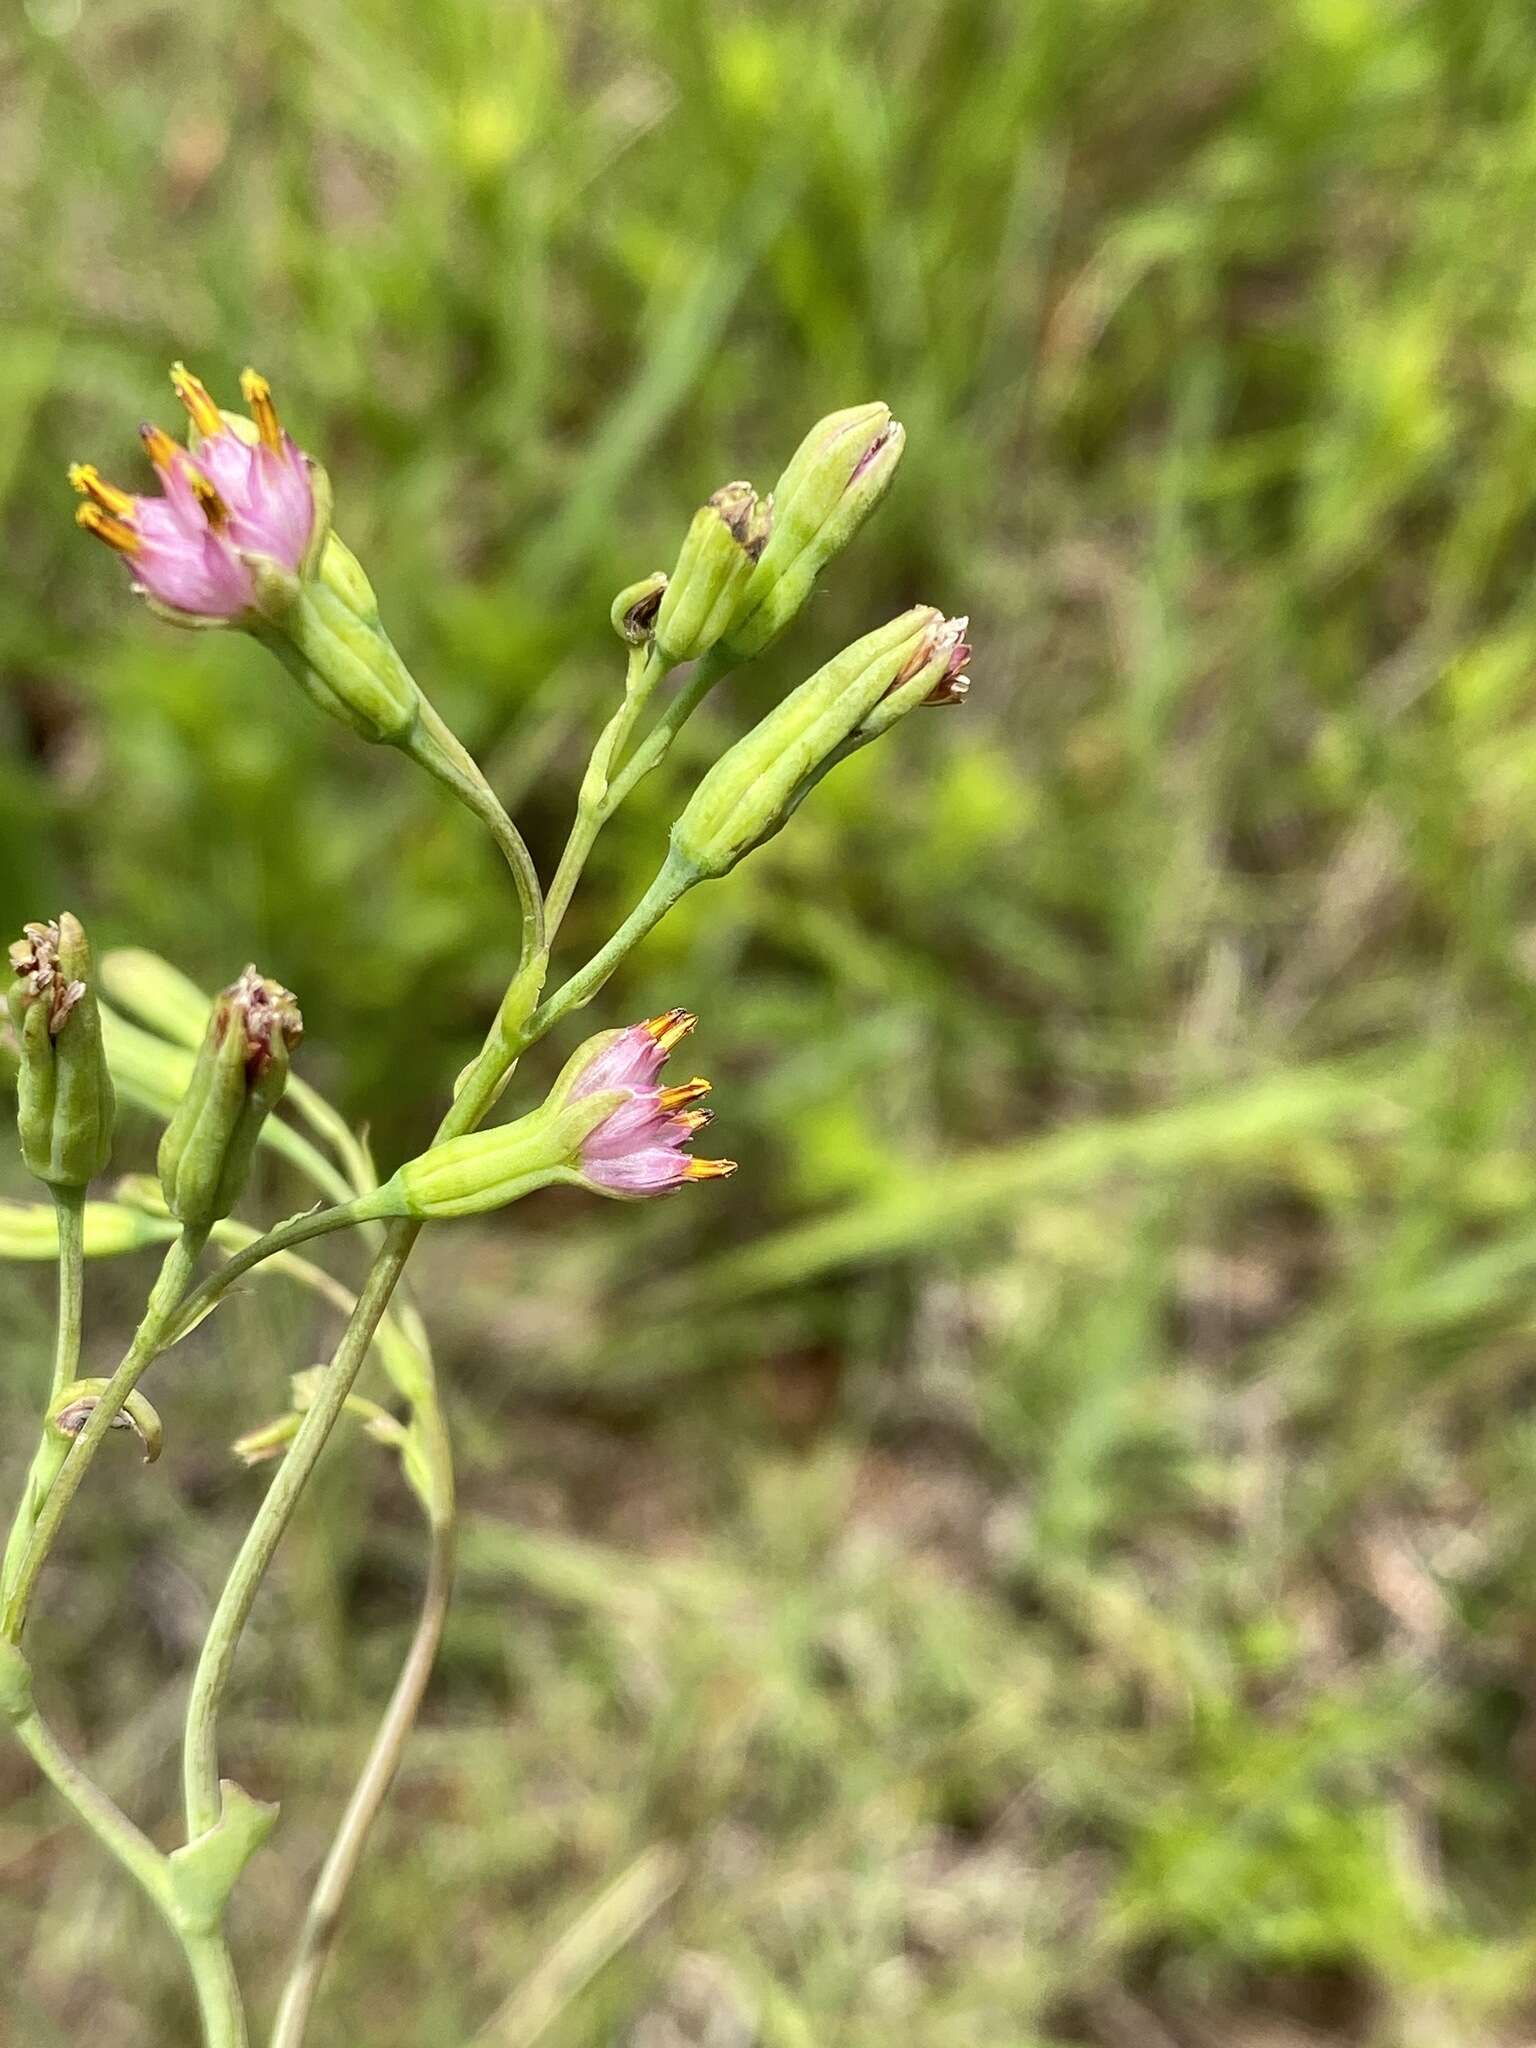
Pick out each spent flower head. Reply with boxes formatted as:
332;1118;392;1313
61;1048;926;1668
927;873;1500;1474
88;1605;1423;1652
158;965;303;1227
7;914;115;1188
71;365;318;625
653;482;772;667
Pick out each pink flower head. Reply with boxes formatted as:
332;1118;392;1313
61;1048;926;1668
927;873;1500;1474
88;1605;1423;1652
71;364;316;621
568;1009;737;1196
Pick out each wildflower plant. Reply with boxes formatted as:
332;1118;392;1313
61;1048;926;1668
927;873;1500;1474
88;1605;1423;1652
2;365;970;2045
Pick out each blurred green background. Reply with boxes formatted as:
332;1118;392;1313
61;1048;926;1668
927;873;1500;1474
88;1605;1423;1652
8;0;1536;2041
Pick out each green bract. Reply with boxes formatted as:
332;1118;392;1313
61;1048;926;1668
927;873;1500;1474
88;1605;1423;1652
7;915;115;1189
250;567;422;747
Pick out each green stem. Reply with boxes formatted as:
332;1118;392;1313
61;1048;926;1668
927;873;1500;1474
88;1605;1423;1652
10;1700;172;1910
543;647;664;940
182;686;695;2010
183;1223;422;1839
186;1929;250;2048
7;1701;247;2045
602;648;729;815
48;1185;86;1403
407;697;546;971
165;1196;378;1348
0;1188;89;1616
516;854;697;1054
182;1043;505;1844
2;1229;207;1643
268;1424;454;2048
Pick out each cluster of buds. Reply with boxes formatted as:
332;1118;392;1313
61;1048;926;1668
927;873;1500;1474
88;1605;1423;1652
62;370;975;1243
370;1011;734;1221
612;403;904;676
157;966;303;1228
7;915;115;1188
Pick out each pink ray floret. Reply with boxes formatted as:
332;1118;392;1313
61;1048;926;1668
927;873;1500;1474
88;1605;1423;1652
70;364;315;621
568;1010;737;1196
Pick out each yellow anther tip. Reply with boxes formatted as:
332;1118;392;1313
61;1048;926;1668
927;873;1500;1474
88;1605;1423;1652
645;1008;698;1050
168;361;224;435
75;501;140;553
239;366;283;447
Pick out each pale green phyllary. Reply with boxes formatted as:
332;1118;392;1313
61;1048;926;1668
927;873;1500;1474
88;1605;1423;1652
1;367;973;2048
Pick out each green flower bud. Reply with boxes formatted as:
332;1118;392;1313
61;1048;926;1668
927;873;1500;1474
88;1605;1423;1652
654;483;772;666
610;571;669;645
669;607;971;881
719;403;905;662
158;966;303;1227
7;915;116;1188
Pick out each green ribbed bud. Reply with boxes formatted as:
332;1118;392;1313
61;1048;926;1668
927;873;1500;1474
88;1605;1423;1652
719;404;905;662
157;966;303;1226
376;1090;618;1222
654;483;772;666
610;571;669;645
669;606;970;881
7;915;116;1188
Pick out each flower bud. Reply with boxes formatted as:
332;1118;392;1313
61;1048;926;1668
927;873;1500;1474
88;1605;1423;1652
668;607;970;880
373;1011;734;1219
7;915;116;1188
157;966;303;1226
654;484;772;666
719;404;905;661
610;571;669;645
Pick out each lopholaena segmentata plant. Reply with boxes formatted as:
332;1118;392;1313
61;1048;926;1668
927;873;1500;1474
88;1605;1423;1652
1;365;970;2046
